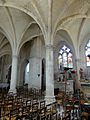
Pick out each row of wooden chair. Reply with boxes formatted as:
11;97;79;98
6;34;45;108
0;86;45;101
2;101;58;120
0;91;58;120
16;87;44;100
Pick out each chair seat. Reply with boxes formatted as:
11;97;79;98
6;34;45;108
5;116;16;120
74;105;79;108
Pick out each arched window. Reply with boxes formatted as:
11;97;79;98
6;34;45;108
24;63;29;84
26;63;29;73
85;40;90;66
58;45;73;69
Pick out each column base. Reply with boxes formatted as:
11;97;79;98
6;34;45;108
9;88;17;93
45;96;56;105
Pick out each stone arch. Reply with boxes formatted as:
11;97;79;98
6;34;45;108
54;29;76;75
18;23;44;55
0;27;12;47
0;54;12;83
80;33;90;79
0;52;11;58
0;30;12;84
54;29;75;53
18;36;45;89
80;33;90;69
57;41;74;56
18;39;31;86
18;59;29;87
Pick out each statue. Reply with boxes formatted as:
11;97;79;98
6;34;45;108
79;68;84;79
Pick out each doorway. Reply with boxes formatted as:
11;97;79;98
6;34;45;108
41;58;46;91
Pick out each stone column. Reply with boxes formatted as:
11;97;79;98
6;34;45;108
1;57;4;82
75;58;80;80
75;58;81;90
29;57;41;89
9;55;18;93
28;37;42;89
45;44;55;104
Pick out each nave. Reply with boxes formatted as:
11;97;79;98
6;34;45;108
0;0;90;120
0;86;89;120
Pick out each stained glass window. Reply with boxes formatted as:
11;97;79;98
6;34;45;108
58;45;73;69
85;40;90;66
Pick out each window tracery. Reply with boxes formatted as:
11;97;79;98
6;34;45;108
58;45;73;69
85;40;90;66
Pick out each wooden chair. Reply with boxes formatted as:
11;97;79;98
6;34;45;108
16;97;23;109
50;102;57;120
26;99;31;107
73;100;80;119
39;107;46;120
39;100;46;120
3;101;13;118
46;103;52;120
18;106;31;120
5;108;21;120
40;100;46;109
66;100;74;111
25;99;32;118
62;110;71;120
31;102;39;120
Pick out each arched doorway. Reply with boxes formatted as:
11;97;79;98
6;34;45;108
0;54;11;83
41;58;46;91
19;59;29;87
7;65;12;85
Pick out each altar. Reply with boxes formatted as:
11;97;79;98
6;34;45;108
54;80;74;94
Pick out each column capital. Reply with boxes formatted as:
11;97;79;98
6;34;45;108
45;44;54;50
75;58;80;62
12;55;18;59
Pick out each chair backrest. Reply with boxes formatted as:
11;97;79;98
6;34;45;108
10;108;19;120
40;100;45;109
46;103;52;114
26;99;31;106
51;102;57;111
62;110;71;120
32;102;39;112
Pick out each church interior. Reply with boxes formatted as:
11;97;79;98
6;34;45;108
0;0;90;120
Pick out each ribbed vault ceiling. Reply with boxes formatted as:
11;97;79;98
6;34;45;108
0;0;89;53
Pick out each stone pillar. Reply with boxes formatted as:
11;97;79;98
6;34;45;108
45;45;55;104
29;57;41;89
75;58;81;90
28;37;42;89
1;57;4;82
9;55;18;93
75;58;80;80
